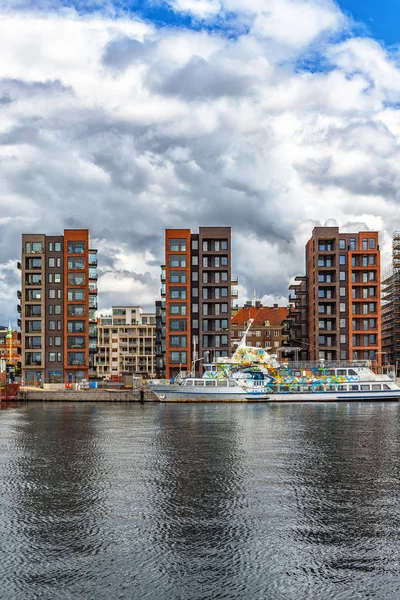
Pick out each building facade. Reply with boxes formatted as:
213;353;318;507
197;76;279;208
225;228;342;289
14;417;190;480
231;303;289;355
382;232;400;367
96;307;156;379
291;227;381;363
161;227;237;378
19;229;97;384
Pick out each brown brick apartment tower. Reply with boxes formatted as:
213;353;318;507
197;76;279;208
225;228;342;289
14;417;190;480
162;227;235;378
19;229;97;384
305;227;381;363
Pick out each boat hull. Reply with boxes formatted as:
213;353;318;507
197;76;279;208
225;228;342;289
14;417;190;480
246;390;400;402
150;385;251;402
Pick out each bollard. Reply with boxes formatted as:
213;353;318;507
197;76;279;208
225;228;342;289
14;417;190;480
139;387;145;403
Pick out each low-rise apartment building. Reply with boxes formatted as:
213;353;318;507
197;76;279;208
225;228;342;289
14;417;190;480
96;307;156;379
231;302;289;356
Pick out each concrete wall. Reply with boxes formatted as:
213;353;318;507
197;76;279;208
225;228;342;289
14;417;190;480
18;388;158;402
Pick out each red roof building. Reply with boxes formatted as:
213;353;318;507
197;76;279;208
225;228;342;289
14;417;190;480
231;303;290;356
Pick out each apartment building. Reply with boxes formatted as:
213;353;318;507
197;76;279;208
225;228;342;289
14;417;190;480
231;303;289;355
18;229;97;384
96;306;156;379
161;227;237;378
382;232;400;367
290;227;381;362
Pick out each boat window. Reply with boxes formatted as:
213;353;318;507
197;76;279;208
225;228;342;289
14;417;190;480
338;385;347;391
383;384;390;390
229;381;237;387
371;384;381;391
348;369;358;376
360;384;370;391
326;370;335;377
337;369;346;376
186;380;194;386
350;384;359;391
217;380;228;386
206;380;216;386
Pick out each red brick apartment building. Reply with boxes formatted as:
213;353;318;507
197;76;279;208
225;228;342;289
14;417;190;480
290;227;381;363
19;229;97;384
161;227;237;378
231;303;289;355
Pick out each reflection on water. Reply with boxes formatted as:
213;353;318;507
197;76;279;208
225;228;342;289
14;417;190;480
0;402;399;599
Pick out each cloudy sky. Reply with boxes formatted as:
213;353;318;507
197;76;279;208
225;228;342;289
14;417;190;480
1;0;400;325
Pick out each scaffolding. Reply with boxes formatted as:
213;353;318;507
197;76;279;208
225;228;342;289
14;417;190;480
382;231;400;371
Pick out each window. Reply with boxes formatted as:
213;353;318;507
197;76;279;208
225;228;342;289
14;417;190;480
192;288;198;297
68;273;85;286
169;271;186;284
202;288;208;300
192;271;198;281
339;255;346;265
54;337;61;346
169;255;186;268
68;258;85;270
67;321;85;333
340;318;346;328
68;305;85;317
169;239;186;252
202;241;208;251
340;287;346;297
192;240;198;250
49;320;56;331
192;319;198;329
215;273;220;283
202;272;208;283
215;241;220;251
55;242;61;252
49;352;56;362
221;287;228;297
57;352;62;362
221;256;228;266
48;273;53;283
202;304;208;315
170;351;187;363
214;257;220;268
170;288;187;300
339;239;346;249
68;337;86;349
369;238;376;249
170;319;187;331
362;238;368;250
340;303;346;312
221;303;228;313
203;257;208;268
67;352;85;365
338;271;345;281
55;305;61;315
369;255;376;265
221;272;228;281
25;242;31;253
215;288;220;299
49;289;56;299
48;258;55;268
68;289;85;301
221;241;228;250
48;305;53;315
340;350;347;360
349;238;356;250
170;335;187;347
56;258;61;268
68;241;85;254
192;304;198;314
192;256;198;266
340;334;347;344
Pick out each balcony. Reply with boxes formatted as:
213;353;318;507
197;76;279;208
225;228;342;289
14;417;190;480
17;290;21;299
17;261;21;270
231;275;238;285
231;287;238;299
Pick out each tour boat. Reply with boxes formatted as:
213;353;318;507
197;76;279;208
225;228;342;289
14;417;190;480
150;321;400;403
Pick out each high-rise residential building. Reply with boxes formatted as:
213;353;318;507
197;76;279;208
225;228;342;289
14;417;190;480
231;302;289;356
382;232;400;368
96;306;156;380
290;227;381;363
161;227;237;378
18;229;98;385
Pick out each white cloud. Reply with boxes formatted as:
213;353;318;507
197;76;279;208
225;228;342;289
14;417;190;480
0;1;400;321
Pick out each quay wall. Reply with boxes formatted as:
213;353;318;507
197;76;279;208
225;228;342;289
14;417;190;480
18;388;159;402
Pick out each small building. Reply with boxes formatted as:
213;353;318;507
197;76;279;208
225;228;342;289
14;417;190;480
96;307;156;380
0;324;21;371
231;302;290;357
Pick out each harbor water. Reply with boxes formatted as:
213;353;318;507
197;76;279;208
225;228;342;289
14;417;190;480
0;402;399;599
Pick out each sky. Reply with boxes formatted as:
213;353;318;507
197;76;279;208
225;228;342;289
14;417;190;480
1;0;400;325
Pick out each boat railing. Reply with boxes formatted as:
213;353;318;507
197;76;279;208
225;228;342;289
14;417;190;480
281;360;371;370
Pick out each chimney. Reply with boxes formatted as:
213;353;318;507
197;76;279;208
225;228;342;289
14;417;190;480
273;303;278;309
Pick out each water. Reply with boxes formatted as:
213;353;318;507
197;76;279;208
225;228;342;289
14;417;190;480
0;402;399;599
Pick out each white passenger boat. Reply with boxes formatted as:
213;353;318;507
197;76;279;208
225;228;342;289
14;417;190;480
150;321;400;403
